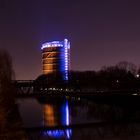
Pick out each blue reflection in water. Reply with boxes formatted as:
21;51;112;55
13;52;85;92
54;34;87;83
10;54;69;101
43;99;72;139
43;129;72;139
61;100;72;139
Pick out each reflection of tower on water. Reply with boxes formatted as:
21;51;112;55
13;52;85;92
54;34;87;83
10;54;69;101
43;104;58;126
42;99;72;139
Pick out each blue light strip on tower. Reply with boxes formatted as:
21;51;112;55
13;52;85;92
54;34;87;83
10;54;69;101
41;41;63;50
64;39;70;80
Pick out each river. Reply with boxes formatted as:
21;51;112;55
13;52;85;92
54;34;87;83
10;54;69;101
17;95;140;140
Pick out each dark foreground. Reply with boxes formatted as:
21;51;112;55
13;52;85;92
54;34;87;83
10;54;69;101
17;94;140;140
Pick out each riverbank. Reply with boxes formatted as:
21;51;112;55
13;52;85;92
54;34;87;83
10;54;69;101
0;104;28;140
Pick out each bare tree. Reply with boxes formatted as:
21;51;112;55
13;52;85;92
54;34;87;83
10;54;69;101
0;50;28;139
0;50;14;136
116;61;137;75
0;50;15;109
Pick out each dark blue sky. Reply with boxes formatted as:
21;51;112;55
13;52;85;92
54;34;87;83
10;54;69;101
1;0;140;79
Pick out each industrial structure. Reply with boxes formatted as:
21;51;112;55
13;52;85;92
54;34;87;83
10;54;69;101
41;39;70;81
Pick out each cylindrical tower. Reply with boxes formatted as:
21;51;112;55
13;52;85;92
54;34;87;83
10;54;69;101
41;39;70;81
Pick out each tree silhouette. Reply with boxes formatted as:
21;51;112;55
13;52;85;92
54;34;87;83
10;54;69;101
0;50;15;131
0;50;28;139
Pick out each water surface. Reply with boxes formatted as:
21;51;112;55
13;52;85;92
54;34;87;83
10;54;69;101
17;96;140;140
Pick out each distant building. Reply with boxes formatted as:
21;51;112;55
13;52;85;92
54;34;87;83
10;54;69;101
41;39;70;81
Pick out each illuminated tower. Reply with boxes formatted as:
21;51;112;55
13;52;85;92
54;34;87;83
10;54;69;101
41;39;70;81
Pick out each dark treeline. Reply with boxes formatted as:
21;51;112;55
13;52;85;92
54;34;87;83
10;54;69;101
69;61;139;91
35;61;140;91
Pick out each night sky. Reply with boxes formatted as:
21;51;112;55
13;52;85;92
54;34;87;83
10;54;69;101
1;0;140;79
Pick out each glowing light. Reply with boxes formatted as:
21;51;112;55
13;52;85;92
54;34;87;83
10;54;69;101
65;101;69;125
64;38;69;80
51;41;59;43
68;42;70;49
43;104;56;126
41;42;65;49
43;129;71;139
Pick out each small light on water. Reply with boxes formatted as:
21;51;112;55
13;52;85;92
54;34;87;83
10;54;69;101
136;74;139;78
132;93;138;96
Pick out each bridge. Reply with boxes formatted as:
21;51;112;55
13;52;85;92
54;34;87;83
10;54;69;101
14;80;140;104
14;80;34;95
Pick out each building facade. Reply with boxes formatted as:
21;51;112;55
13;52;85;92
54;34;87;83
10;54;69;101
41;39;70;81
